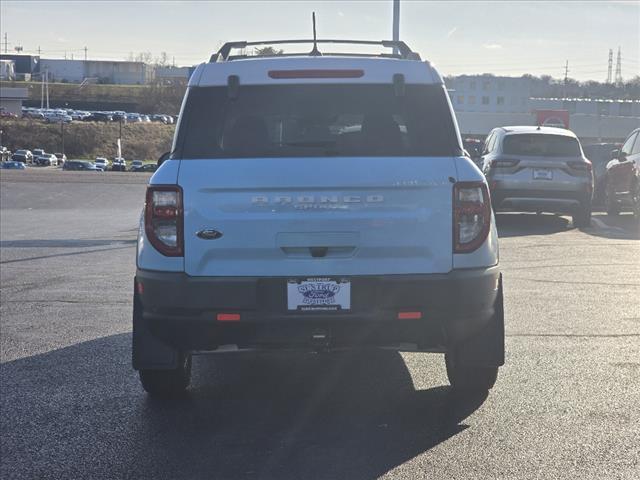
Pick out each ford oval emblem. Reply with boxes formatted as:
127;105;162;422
196;229;223;240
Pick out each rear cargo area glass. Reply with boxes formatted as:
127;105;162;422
175;84;459;158
503;134;581;157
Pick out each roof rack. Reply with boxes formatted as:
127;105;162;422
210;39;420;62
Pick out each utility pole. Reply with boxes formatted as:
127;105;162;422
40;72;45;108
392;0;400;56
60;121;65;156
607;49;613;84
563;60;569;99
615;46;622;86
84;46;87;61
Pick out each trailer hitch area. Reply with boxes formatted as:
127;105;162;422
311;328;331;352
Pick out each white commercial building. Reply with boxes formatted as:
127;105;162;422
39;59;154;84
448;76;640;141
449;75;533;114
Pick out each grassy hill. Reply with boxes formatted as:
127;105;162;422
1;118;175;161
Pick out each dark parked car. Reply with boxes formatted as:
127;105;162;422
131;163;157;172
583;143;620;204
463;138;483;167
87;112;114;122
111;157;127;171
1;161;27;170
11;149;32;163
605;128;640;219
63;160;100;171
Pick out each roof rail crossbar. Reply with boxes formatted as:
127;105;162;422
210;39;418;62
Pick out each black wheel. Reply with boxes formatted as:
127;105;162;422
572;203;591;228
139;354;192;397
445;276;504;392
445;353;498;392
605;186;620;217
632;183;640;221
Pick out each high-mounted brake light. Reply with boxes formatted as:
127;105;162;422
268;69;364;79
145;185;183;257
453;182;491;254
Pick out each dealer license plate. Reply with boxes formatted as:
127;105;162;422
533;168;553;180
287;278;351;312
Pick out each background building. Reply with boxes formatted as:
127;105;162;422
0;86;29;115
449;75;533;114
39;59;154;84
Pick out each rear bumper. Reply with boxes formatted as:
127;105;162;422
491;188;591;213
135;266;501;353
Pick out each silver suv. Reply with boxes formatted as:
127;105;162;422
481;126;593;227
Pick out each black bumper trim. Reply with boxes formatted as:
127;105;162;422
135;267;500;351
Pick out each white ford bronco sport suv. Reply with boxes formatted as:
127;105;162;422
133;39;504;396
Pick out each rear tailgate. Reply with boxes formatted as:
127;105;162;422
179;156;456;277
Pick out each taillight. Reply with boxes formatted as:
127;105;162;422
453;182;491;254
568;160;592;172
145;185;183;256
489;159;520;170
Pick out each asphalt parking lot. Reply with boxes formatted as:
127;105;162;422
1;169;639;480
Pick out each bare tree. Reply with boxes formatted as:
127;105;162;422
254;46;284;56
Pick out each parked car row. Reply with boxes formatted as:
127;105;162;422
7;148;67;166
20;107;176;124
469;126;639;224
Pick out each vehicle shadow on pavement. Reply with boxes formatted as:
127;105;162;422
496;213;571;237
581;213;640;240
0;334;487;480
0;239;137;248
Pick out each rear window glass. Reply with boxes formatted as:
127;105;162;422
175;84;460;158
503;134;581;157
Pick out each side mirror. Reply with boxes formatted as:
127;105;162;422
157;151;171;166
610;149;620;160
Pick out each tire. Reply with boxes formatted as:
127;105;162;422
572;203;591;228
139;354;192;397
445;353;498;392
445;275;504;392
632;183;640;221
605;187;620;217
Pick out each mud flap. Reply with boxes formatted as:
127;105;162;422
132;284;179;370
455;274;505;367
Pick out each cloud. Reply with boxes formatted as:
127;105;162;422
446;27;457;38
483;43;503;50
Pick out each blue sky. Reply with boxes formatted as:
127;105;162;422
1;1;638;81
